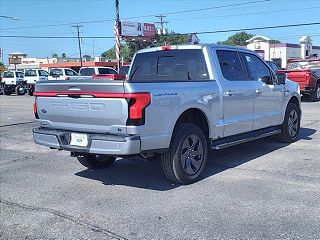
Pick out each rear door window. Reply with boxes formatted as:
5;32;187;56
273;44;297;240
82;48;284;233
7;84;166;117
130;49;209;82
79;68;95;76
15;72;24;78
216;50;246;81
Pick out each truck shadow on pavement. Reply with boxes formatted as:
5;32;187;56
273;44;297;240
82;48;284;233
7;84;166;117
75;127;316;191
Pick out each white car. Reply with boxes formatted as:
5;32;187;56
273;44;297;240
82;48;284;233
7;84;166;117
24;69;49;95
48;68;78;80
79;66;118;77
1;71;25;95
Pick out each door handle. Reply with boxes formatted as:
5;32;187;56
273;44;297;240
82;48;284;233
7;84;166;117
224;91;233;96
68;87;81;91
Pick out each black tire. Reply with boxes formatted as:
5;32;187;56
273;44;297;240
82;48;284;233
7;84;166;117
278;103;301;143
310;83;320;102
77;154;116;169
161;123;208;184
15;85;25;95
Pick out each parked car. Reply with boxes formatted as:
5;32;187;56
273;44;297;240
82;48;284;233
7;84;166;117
33;44;301;184
24;69;49;95
79;66;118;76
0;71;26;95
48;68;78;81
278;59;320;101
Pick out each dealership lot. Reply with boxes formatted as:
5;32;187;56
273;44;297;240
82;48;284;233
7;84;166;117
0;95;319;239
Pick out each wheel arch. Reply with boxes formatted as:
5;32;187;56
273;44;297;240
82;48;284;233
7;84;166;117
171;108;210;141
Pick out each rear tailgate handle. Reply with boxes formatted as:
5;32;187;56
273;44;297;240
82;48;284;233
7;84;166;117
68;87;81;91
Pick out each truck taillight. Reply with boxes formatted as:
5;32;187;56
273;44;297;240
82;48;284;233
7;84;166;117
126;93;151;126
33;101;39;119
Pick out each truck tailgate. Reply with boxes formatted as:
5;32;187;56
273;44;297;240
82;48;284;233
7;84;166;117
34;79;128;134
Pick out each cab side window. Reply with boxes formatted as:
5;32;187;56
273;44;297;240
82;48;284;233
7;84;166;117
243;53;273;84
216;50;246;81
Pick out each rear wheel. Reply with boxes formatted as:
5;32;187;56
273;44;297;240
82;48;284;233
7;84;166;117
77;154;116;169
310;83;320;102
161;124;208;184
278;103;300;143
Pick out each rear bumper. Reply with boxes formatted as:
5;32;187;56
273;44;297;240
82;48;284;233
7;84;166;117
33;127;141;155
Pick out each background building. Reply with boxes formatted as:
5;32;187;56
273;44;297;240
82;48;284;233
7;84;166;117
246;35;320;68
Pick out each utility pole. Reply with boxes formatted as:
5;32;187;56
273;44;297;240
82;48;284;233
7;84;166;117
155;14;168;35
72;25;83;66
115;0;121;70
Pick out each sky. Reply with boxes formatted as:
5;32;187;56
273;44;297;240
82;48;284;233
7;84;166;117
0;0;320;64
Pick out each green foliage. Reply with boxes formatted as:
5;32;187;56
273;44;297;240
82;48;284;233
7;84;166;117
101;32;189;61
61;53;66;58
217;32;254;46
52;53;58;58
269;39;281;44
217;32;281;46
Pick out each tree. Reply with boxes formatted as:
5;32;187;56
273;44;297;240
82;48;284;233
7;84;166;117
101;43;135;61
61;53;66;58
217;32;254;46
217;32;281;46
52;53;58;58
0;62;5;72
154;32;189;46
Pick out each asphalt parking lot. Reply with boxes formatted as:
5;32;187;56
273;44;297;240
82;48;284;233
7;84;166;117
0;95;319;239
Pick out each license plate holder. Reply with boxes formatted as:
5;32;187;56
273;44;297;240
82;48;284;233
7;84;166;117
70;133;88;147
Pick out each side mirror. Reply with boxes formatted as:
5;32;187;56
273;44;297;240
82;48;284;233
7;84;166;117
276;73;286;85
259;75;272;84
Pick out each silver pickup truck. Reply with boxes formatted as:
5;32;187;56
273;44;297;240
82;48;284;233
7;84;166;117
33;44;301;184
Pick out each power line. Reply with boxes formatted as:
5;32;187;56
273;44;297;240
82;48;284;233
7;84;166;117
0;0;270;31
170;6;320;21
1;22;320;39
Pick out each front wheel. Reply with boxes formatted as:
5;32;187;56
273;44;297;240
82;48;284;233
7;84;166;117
77;154;116;169
15;85;25;95
278;103;301;143
161;124;208;184
310;83;320;102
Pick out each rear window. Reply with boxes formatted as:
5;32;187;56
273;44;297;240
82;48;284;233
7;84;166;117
129;49;209;82
79;68;95;76
25;70;37;77
50;69;63;76
3;72;14;78
98;68;118;75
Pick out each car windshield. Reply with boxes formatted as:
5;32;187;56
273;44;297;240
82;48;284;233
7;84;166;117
50;69;63;76
287;61;320;70
25;70;37;76
3;72;14;78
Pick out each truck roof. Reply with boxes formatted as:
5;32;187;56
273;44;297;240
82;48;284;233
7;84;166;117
137;44;256;55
